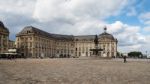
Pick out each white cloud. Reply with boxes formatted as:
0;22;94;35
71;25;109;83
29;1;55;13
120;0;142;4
0;0;36;16
119;44;142;53
107;21;123;33
144;20;150;25
144;26;150;32
107;21;147;52
139;12;150;20
33;0;128;22
0;0;37;40
32;0;129;35
139;12;150;25
126;7;137;16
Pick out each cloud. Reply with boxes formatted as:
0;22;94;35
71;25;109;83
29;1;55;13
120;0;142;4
0;0;37;39
0;0;130;36
140;12;150;20
33;0;128;22
107;21;123;33
0;0;38;30
32;0;129;35
139;12;150;25
0;12;37;40
144;26;150;32
126;7;137;16
106;21;147;52
119;44;142;53
0;0;36;16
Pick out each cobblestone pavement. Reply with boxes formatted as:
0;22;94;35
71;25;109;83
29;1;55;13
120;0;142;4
0;58;150;84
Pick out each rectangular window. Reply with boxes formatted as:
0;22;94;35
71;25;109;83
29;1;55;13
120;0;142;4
30;42;32;47
57;50;59;53
30;37;32;40
86;52;88;56
79;52;81;56
86;47;88;52
79;47;81;51
71;50;73;54
82;47;84;53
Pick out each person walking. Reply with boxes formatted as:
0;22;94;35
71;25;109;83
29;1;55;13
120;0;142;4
123;55;127;63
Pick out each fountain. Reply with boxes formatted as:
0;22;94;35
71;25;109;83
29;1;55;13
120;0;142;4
90;35;103;56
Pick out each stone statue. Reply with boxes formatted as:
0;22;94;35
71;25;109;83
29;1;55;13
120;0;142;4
90;35;103;56
94;35;98;45
104;26;107;33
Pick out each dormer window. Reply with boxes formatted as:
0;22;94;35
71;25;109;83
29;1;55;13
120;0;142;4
27;31;31;34
27;31;29;34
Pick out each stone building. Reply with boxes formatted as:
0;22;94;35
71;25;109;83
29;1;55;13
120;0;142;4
16;26;117;58
74;35;95;57
0;21;9;53
8;40;15;49
98;28;117;57
16;26;74;58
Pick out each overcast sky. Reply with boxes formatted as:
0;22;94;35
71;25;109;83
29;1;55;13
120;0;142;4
0;0;150;53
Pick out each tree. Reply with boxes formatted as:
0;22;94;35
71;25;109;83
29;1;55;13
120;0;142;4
116;52;123;58
128;51;143;58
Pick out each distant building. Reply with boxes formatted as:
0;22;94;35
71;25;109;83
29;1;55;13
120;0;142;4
9;40;15;49
16;26;117;58
0;21;9;53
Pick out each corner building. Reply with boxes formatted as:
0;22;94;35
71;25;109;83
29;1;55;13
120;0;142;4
16;26;117;58
0;21;9;53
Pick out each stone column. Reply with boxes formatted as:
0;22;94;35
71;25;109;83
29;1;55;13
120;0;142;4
110;43;112;57
0;36;2;53
114;42;117;57
7;36;9;50
1;35;3;53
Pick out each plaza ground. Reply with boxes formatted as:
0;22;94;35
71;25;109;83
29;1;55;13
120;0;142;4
0;58;150;84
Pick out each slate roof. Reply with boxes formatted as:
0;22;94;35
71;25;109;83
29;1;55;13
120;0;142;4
0;21;5;28
0;21;9;33
98;27;117;41
51;34;74;41
99;32;114;39
17;26;117;41
74;35;95;40
17;26;52;37
16;26;74;40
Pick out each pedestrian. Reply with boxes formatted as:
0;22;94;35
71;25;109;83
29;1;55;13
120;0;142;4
123;55;127;63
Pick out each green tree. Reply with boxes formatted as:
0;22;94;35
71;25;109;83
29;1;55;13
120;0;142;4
128;51;143;58
116;52;123;58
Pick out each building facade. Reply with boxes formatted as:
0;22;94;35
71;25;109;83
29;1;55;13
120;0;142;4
0;21;9;53
16;26;117;58
9;40;15;49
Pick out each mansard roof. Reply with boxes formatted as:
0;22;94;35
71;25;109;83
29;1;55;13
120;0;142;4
51;34;74;41
16;26;51;37
0;21;9;34
17;26;117;42
0;21;5;28
74;35;95;41
99;32;115;40
16;26;74;40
